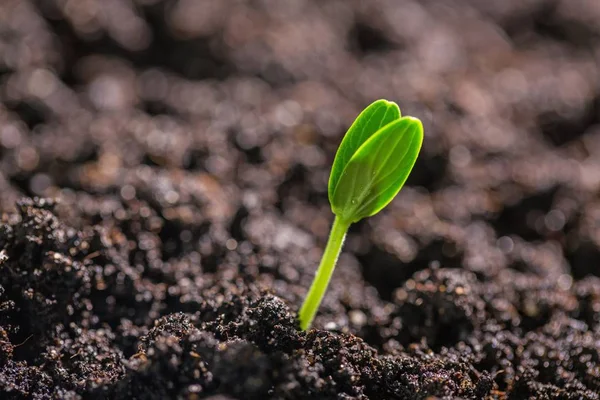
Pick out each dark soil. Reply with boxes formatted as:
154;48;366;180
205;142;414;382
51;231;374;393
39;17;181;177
1;0;600;399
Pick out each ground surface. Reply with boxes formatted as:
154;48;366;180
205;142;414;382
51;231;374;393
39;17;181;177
1;0;600;399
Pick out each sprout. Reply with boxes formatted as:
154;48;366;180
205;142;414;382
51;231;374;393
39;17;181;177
298;99;423;331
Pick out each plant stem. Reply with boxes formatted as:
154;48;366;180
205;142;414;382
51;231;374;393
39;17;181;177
298;216;351;331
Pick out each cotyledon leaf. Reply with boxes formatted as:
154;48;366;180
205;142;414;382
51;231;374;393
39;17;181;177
330;116;423;223
328;100;401;204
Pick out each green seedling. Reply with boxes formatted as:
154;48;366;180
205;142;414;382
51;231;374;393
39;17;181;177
298;99;423;331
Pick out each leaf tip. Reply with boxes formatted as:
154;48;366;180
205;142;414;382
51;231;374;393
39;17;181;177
381;99;401;117
402;116;424;142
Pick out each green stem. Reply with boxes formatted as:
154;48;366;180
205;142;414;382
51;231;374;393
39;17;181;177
298;216;351;331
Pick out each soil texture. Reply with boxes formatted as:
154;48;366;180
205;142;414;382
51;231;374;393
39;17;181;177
1;0;600;399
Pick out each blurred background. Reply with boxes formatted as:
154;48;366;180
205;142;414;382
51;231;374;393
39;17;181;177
2;0;600;397
2;0;600;280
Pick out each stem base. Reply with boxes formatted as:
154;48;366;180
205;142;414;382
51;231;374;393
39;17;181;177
298;216;350;331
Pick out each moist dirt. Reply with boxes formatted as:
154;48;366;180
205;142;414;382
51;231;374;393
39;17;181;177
1;1;600;399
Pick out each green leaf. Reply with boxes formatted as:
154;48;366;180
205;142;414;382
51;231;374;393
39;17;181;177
328;100;401;204
330;116;423;223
